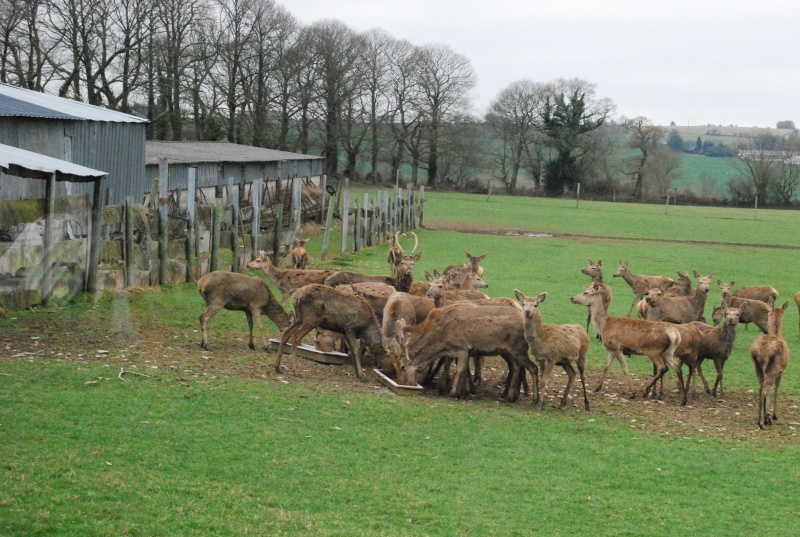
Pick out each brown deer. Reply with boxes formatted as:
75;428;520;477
273;284;390;378
390;304;539;403
444;250;488;278
326;237;421;293
409;266;488;296
514;290;590;411
733;285;778;304
717;280;770;333
335;281;397;322
699;306;743;397
637;271;694;319
795;291;800;341
290;238;309;269
571;282;684;401
247;250;335;305
197;271;292;351
581;259;613;332
643;271;714;324
749;299;790;429
613;260;675;316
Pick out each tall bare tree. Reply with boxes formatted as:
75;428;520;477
415;43;475;188
624;116;662;199
486;79;546;194
385;39;422;185
360;28;393;183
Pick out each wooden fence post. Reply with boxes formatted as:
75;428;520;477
231;187;240;272
273;204;284;262
321;192;336;260
320;174;327;224
87;177;104;293
125;196;134;288
211;198;222;272
186;168;196;281
418;186;425;228
341;179;350;254
42;173;55;305
158;159;169;285
353;198;361;252
251;178;262;258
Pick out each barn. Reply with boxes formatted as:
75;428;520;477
0;82;147;202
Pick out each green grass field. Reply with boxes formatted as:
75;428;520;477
2;193;799;535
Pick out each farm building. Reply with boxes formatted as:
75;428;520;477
0;82;147;202
144;141;325;207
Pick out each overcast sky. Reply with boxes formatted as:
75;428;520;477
286;0;798;129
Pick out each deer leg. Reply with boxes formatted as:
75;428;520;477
243;310;255;349
559;361;577;410
643;365;669;400
424;357;445;386
437;357;452;394
472;356;483;387
342;331;362;379
576;356;590;411
450;351;469;398
593;350;616;393
771;372;783;423
711;358;725;397
199;304;224;350
288;322;316;374
538;360;554;411
274;322;300;373
757;381;768;429
627;298;637;317
695;359;712;395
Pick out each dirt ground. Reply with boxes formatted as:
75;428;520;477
2;218;797;447
3;307;798;447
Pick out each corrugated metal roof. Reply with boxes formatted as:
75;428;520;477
0;83;148;123
0;142;108;182
146;141;324;165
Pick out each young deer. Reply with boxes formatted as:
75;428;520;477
699;306;743;397
580;259;612;332
644;270;714;324
247;250;335;305
717;280;770;333
613;260;674;316
514;290;590;411
290;238;309;269
571;282;684;401
750;299;790;429
197;271;292;351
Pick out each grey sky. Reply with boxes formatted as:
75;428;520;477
287;0;798;128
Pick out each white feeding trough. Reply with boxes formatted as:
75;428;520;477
268;338;349;365
373;369;423;396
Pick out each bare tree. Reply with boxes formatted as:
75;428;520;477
360;28;393;183
0;0;57;88
624;116;662;199
731;134;781;203
486;79;546;194
645;147;683;197
385;38;422;185
415;43;475;188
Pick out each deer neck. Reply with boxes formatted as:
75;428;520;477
524;310;544;343
393;272;413;293
620;270;637;288
768;315;784;337
588;299;608;335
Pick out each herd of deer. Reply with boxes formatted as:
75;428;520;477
195;235;797;430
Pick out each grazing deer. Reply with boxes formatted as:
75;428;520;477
290;238;309;269
580;259;613;332
571;283;684;401
749;299;790;429
247;251;335;305
274;284;390;378
390;304;539;402
699;306;743;396
717;280;770;333
197;271;292;351
514;290;590;411
613;260;674;316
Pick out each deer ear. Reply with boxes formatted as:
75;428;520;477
781;301;789;312
513;289;524;303
693;270;700;278
538;292;547;303
413;253;422;261
597;260;602;266
716;279;722;287
708;272;715;278
433;268;441;277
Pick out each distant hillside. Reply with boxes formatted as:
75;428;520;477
658;125;795;148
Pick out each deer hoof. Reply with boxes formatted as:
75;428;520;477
593;385;602;393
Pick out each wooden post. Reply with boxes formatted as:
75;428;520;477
251;178;262;257
664;195;670;215
363;193;370;246
292;179;302;233
158;195;169;285
368;195;375;246
87;177;104;293
321;191;336;260
487;182;493;202
125;196;134;288
407;185;414;230
231;187;240;272
353;198;361;252
754;195;758;220
211;198;222;272
576;183;581;209
320;174;327;224
341;179;350;254
42;173;56;306
272;204;284;262
418;186;425;228
186;168;196;281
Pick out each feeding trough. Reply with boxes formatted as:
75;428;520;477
268;338;349;365
373;369;423;396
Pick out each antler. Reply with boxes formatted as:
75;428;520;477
409;231;418;254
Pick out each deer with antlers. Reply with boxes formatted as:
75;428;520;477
325;232;421;292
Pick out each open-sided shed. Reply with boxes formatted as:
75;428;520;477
0;143;107;303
